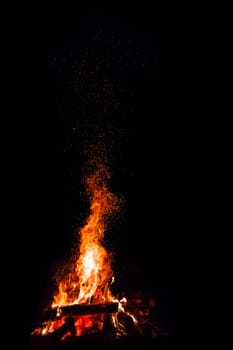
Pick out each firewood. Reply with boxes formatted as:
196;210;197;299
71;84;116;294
41;302;119;322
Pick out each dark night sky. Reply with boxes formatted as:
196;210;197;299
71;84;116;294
1;8;230;345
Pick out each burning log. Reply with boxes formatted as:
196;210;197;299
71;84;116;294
30;316;77;350
41;302;119;323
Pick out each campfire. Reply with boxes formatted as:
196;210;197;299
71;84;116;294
30;144;161;349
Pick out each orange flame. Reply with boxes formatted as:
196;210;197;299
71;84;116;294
52;165;119;308
31;145;137;340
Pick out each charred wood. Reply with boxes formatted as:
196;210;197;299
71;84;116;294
41;302;119;322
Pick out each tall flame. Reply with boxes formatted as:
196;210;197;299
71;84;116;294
31;141;137;340
52;164;119;308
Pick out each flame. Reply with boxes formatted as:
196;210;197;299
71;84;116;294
31;147;137;341
52;165;119;308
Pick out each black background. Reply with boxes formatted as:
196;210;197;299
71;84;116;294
1;6;230;347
